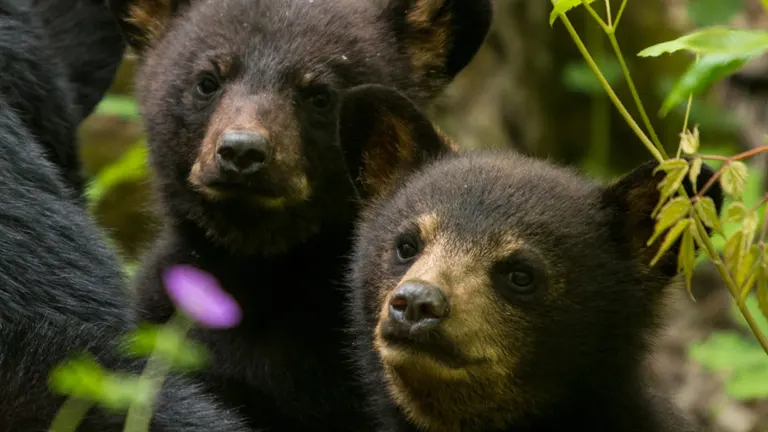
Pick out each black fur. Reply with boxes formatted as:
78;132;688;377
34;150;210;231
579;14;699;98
108;0;492;430
1;0;126;197
342;85;722;432
0;5;252;430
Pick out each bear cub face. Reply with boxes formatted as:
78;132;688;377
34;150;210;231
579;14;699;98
109;0;492;255
340;85;723;431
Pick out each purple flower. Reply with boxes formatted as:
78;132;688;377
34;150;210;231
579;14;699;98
162;265;242;329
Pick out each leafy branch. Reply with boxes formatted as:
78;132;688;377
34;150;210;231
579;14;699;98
551;0;768;354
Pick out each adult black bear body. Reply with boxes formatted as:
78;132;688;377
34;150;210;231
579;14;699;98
0;2;252;429
2;0;126;197
108;0;491;430
340;85;723;432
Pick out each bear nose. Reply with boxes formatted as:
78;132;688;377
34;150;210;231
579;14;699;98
217;131;271;175
389;281;449;328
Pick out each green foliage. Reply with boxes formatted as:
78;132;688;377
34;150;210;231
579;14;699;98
85;141;149;208
549;0;598;26
94;95;140;120
686;0;744;28
49;354;151;411
690;296;768;401
124;324;209;371
638;27;768;116
549;0;768;356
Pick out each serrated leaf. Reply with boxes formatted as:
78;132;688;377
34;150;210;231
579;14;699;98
679;127;700;154
741;211;759;247
654;158;690;174
679;225;697;297
549;0;599;26
689;157;703;192
661;53;755;116
656;165;689;207
638;27;768;57
725;202;747;223
650;219;691;266
648;197;692;246
694;197;722;233
720;161;749;198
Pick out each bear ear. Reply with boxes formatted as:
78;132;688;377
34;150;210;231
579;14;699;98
600;159;724;277
108;0;190;53
339;84;455;201
382;0;492;88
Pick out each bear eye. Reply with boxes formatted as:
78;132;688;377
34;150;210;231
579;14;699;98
304;85;336;111
507;269;534;291
196;73;221;97
395;237;421;263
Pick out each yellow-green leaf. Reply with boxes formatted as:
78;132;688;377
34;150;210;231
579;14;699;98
720;161;749;198
679;224;697;297
654;158;689;174
549;0;599;26
758;265;768;322
741;211;759;247
638;27;768;57
679;127;700;154
656;165;689;207
650;219;692;266
661;53;754;116
736;244;760;299
648;197;692;246
725;202;746;223
724;230;744;274
689;157;703;191
694;196;722;233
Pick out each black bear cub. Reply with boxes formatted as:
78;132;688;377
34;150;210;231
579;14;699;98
108;0;491;430
341;85;723;432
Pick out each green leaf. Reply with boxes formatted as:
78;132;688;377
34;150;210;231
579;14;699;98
85;141;149;207
654;158;690;173
724;202;746;223
679;127;700;154
655;163;689;210
694;196;722;233
736;244;760;298
689;157;703;192
690;331;768;370
741;211;759;249
725;365;768;400
94;95;140;119
638;27;768;57
687;0;744;28
679;224;697;297
758;264;768;322
661;53;755;116
549;0;598;26
648;197;692;246
124;324;209;371
720;161;750;198
763;0;768;11
650;218;691;266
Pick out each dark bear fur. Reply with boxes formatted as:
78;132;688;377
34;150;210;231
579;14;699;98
1;0;126;197
341;84;724;432
0;6;253;430
107;0;491;430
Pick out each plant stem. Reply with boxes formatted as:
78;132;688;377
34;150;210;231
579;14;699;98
48;398;93;432
678;94;694;159
613;0;628;28
607;33;668;158
702;145;768;162
557;14;664;162
693;217;768;354
696;166;724;198
123;314;193;432
580;0;610;32
604;0;612;28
